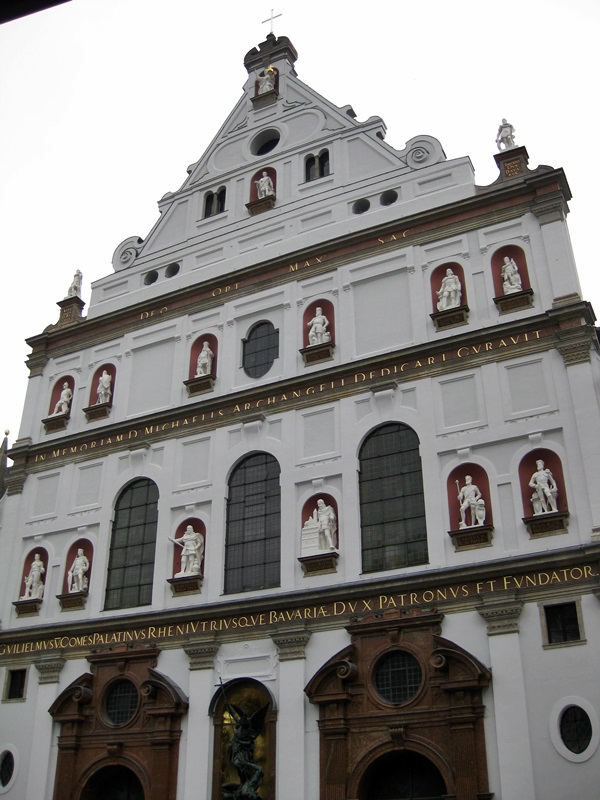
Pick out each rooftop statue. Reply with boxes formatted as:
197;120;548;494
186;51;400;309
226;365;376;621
496;118;516;151
67;269;83;298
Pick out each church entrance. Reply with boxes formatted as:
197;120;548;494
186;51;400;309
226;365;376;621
80;765;145;800
358;751;446;800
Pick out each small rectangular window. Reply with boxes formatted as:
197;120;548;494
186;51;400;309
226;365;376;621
3;668;27;701
540;600;585;648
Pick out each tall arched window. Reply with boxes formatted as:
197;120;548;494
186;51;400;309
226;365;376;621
359;423;428;573
104;478;159;610
225;453;281;593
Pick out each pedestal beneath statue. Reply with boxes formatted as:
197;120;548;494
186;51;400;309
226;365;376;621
298;551;339;576
167;574;203;596
494;289;534;314
13;598;42;617
448;524;494;551
523;511;569;538
246;195;275;216
184;375;215;396
57;591;88;611
42;412;69;433
251;88;278;109
83;402;111;421
300;341;335;365
430;305;469;332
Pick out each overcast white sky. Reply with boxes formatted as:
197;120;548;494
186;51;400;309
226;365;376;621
1;0;599;444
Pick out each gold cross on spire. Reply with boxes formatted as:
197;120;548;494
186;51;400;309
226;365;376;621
262;8;282;35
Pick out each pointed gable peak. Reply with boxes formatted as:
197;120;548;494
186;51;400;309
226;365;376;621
244;32;298;73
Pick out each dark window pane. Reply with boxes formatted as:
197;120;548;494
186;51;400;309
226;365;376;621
105;679;139;726
560;706;592;753
243;322;279;378
6;669;26;700
104;479;158;610
359;424;428;574
545;603;580;643
225;453;280;593
374;651;422;704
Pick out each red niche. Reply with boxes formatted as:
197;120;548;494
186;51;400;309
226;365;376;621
519;450;567;516
19;548;49;600
171;519;206;577
491;245;530;296
62;539;93;594
89;364;116;407
189;334;218;380
250;167;277;203
447;465;492;530
301;494;339;548
48;375;75;417
303;300;335;348
431;262;466;312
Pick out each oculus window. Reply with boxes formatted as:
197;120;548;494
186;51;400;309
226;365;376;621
359;423;428;573
225;453;281;593
104;479;159;610
373;651;422;705
242;321;279;378
560;706;593;754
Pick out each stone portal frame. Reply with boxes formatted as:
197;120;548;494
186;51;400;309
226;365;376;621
49;645;188;800
209;677;277;800
305;609;492;800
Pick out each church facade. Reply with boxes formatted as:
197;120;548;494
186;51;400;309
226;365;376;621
1;33;599;800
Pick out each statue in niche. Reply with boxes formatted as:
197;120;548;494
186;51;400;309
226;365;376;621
529;459;558;515
256;65;276;95
436;268;462;311
501;256;523;294
195;341;214;377
302;498;337;551
67;269;82;298
67;548;89;593
21;553;45;600
52;382;73;416
169;525;204;577
95;370;112;404
255;171;274;198
456;475;486;528
307;307;330;346
496;118;516;151
221;687;268;800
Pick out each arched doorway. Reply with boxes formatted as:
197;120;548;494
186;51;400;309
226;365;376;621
80;765;145;800
358;751;446;800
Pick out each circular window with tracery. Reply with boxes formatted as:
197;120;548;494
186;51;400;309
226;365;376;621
104;679;139;726
373;651;422;704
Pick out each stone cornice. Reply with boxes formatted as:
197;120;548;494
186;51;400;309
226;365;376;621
25;168;572;366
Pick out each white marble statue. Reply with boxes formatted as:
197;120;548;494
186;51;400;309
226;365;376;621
21;553;45;600
496;118;516;151
52;382;73;416
67;269;83;298
195;342;214;377
501;256;523;294
169;525;204;577
255;171;274;198
307;307;330;346
67;548;89;593
456;475;486;528
436;268;462;311
96;370;112;404
256;65;276;94
529;460;558;515
302;498;337;552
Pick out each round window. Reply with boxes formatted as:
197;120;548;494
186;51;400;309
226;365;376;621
0;750;14;789
250;129;280;156
560;705;593;754
373;651;422;704
104;679;139;726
